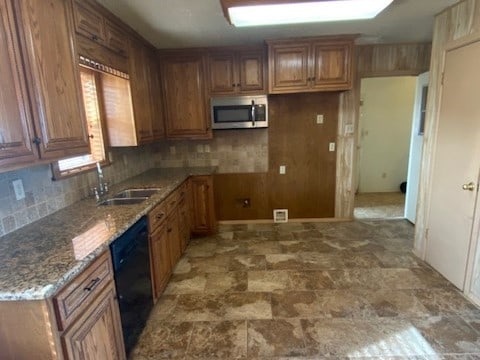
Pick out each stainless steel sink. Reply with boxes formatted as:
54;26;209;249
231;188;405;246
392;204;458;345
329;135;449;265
98;197;148;206
113;188;161;199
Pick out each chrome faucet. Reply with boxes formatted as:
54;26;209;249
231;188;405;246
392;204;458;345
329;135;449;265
93;162;108;200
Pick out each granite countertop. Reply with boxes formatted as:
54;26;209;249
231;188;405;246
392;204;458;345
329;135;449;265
0;167;215;301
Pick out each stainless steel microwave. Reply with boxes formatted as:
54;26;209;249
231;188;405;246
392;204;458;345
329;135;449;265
211;95;268;129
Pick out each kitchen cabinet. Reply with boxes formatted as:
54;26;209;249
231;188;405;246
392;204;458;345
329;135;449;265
149;221;172;301
190;175;217;236
207;46;266;95
0;0;90;172
166;211;182;267
146;49;165;140
129;40;154;144
62;283;125;360
0;0;38;170
267;37;354;94
73;0;128;56
160;52;212;139
0;251;126;360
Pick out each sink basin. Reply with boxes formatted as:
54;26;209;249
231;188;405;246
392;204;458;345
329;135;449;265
98;197;148;206
113;188;161;199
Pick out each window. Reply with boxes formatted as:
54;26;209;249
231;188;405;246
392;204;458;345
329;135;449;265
52;58;132;179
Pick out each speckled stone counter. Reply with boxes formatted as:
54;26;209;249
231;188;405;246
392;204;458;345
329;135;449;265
0;167;215;301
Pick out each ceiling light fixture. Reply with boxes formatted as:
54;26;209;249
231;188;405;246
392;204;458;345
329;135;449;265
220;0;394;27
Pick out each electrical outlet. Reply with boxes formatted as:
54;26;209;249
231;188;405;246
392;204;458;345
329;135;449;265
345;124;354;134
12;179;25;200
279;165;286;174
329;143;336;152
316;114;324;124
169;146;176;155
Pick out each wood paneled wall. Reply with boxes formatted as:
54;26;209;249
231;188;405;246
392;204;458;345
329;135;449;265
335;42;432;219
215;92;339;220
414;0;480;258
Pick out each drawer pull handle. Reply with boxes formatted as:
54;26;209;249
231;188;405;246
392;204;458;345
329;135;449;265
84;277;101;292
156;213;165;220
167;228;172;233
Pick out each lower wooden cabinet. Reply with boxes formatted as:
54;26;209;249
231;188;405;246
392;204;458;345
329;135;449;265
149;221;172;302
62;283;125;360
190;175;217;236
148;176;216;302
0;251;126;360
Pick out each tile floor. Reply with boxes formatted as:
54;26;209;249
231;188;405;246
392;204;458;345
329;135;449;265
130;220;480;359
354;192;405;219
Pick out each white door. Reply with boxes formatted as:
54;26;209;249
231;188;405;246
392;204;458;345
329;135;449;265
405;72;429;223
426;40;480;290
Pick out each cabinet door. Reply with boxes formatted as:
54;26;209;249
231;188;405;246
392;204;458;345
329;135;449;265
62;283;126;360
15;0;90;160
146;50;165;140
129;40;153;144
268;42;310;93
73;0;105;43
190;175;216;236
178;199;190;253
104;20;128;57
149;223;172;301
238;50;265;93
0;0;38;169
161;54;211;139
207;52;237;95
167;211;182;268
311;42;352;91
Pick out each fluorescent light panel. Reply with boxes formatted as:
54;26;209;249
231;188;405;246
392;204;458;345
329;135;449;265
227;0;394;27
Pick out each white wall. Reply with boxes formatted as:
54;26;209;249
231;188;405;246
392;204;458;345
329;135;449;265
358;76;417;193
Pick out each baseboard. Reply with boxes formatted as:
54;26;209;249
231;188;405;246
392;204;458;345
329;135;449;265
217;217;352;225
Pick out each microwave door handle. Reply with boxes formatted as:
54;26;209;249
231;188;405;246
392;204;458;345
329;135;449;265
251;100;256;127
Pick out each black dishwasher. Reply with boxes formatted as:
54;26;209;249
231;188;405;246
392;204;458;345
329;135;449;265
110;216;153;355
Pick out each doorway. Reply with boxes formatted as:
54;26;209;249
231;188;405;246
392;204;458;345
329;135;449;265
354;76;417;219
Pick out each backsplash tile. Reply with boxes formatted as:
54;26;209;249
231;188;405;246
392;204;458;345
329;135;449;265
152;129;268;173
0;145;154;237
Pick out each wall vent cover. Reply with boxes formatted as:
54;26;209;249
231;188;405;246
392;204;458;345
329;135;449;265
273;209;288;223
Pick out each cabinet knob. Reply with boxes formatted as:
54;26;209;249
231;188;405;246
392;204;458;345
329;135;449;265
236;83;240;87
167;228;172;233
32;137;41;145
91;35;98;41
232;84;236;87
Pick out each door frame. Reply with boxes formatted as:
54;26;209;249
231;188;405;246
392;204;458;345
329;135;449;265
422;32;480;297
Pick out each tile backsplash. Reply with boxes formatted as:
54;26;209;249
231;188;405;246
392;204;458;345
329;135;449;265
0;146;154;237
152;129;268;173
0;129;268;237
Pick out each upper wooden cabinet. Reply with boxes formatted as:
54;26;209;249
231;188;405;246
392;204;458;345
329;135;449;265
207;47;266;95
128;41;164;144
267;37;354;94
10;0;90;162
73;0;128;56
0;0;39;170
160;52;212;139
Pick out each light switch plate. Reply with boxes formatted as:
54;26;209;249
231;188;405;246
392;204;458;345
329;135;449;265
279;165;286;174
329;143;336;152
12;179;25;200
316;114;324;124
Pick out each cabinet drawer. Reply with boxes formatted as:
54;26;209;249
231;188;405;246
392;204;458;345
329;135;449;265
53;251;113;331
149;201;167;231
165;189;180;215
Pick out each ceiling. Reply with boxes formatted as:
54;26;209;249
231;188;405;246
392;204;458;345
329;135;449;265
96;0;459;49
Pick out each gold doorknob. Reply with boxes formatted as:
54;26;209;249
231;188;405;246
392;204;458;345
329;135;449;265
462;182;476;191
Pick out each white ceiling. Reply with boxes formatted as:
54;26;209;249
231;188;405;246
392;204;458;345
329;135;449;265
96;0;459;49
